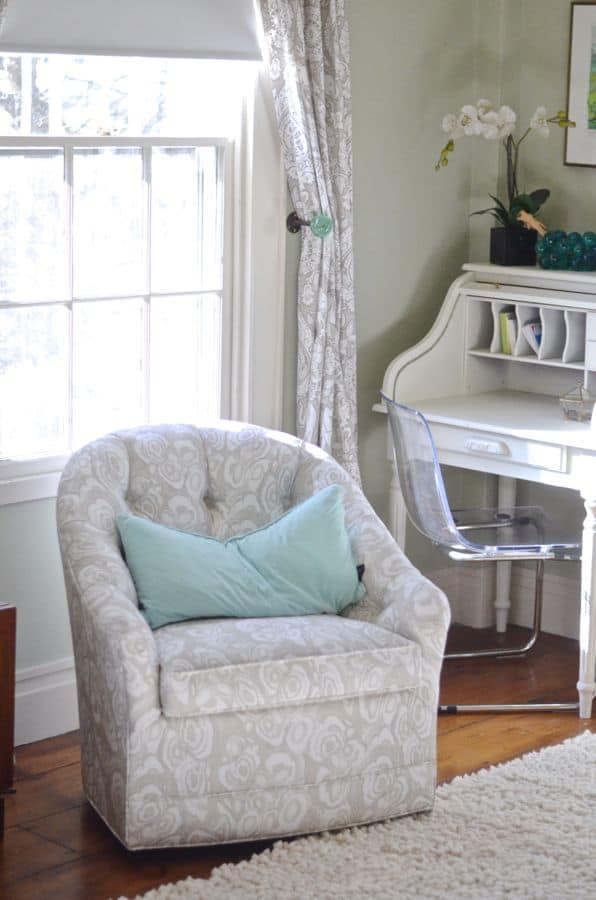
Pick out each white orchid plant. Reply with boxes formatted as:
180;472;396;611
436;99;575;229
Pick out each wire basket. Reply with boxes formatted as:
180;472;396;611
559;381;596;422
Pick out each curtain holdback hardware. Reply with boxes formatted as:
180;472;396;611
286;211;333;237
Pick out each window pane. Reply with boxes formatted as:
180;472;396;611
0;56;22;133
73;148;145;297
73;299;144;447
0;54;253;138
151;146;223;293
50;56;131;137
0;305;69;457
0;150;67;301
150;294;221;423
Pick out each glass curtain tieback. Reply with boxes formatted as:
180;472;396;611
286;211;333;237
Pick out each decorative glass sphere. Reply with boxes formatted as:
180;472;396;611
536;230;596;271
309;214;334;238
543;232;558;248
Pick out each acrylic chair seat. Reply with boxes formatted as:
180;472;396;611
381;393;581;714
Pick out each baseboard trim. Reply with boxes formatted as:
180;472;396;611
15;656;79;746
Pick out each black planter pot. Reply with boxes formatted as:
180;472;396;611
490;226;537;266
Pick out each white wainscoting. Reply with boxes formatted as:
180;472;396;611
508;566;581;640
431;563;581;639
15;656;78;746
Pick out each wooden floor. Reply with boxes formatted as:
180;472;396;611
2;626;594;900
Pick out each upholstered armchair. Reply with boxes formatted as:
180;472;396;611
56;422;449;850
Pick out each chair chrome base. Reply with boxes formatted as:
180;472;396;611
444;560;544;662
440;560;578;713
439;701;579;714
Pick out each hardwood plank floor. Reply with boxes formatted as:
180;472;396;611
1;626;594;900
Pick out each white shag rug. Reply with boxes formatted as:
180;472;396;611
123;732;596;900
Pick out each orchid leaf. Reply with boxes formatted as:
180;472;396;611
529;188;550;210
509;190;551;225
512;193;535;212
487;211;508;226
470;204;509;227
509;190;550;224
485;196;509;227
488;194;508;214
470;206;500;217
509;194;534;223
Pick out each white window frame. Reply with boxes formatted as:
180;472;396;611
0;65;286;506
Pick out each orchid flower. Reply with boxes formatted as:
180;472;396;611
530;106;550;137
435;99;575;228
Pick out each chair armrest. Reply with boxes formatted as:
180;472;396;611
372;554;450;667
291;456;450;663
62;553;160;735
57;442;160;730
345;492;450;666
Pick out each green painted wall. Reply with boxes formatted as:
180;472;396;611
349;0;485;521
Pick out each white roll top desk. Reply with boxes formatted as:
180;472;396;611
377;263;596;718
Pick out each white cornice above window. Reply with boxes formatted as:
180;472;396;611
0;0;261;60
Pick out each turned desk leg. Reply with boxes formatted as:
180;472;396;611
495;475;516;633
578;492;596;719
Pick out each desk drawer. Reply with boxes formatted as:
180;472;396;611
430;423;566;473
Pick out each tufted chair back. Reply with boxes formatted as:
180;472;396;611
58;421;363;616
120;423;306;539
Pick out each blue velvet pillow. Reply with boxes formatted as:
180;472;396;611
117;484;364;629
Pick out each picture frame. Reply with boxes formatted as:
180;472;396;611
565;2;596;166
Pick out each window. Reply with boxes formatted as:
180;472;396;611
0;55;256;469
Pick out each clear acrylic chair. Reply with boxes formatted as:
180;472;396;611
382;393;581;714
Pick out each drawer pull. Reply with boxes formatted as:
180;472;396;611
464;438;511;456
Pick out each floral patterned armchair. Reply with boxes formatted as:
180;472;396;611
56;422;449;850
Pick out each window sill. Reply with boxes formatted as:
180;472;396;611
0;456;66;506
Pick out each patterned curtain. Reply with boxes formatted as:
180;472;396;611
258;0;360;482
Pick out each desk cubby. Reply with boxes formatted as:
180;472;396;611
466;295;594;375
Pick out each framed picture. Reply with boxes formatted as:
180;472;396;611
565;2;596;166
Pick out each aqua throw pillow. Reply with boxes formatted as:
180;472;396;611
117;484;364;629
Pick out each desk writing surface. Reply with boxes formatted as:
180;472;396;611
414;390;596;452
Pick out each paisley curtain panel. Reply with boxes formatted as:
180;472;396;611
258;0;360;482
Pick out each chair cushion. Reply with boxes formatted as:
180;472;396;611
117;484;364;629
155;615;421;717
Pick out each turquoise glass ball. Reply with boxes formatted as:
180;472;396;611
309;214;333;238
536;230;596;271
